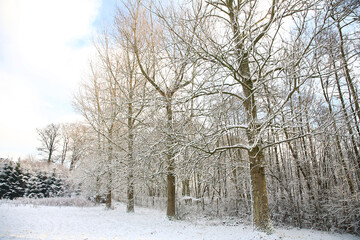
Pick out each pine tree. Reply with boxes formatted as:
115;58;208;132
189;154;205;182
25;173;37;198
52;176;65;197
0;163;27;199
47;173;65;197
36;172;48;198
12;163;26;198
24;170;67;198
25;172;46;198
0;164;12;199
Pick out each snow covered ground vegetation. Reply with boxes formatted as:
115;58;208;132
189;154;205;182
0;199;358;240
0;196;95;207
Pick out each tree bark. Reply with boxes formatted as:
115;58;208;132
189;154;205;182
249;145;271;231
127;78;135;213
166;101;176;218
106;133;113;209
106;169;112;209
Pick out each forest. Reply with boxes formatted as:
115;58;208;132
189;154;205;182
1;0;359;235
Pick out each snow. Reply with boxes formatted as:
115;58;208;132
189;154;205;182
0;202;358;240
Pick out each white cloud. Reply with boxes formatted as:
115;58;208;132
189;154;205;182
0;0;100;90
0;0;101;159
0;71;43;156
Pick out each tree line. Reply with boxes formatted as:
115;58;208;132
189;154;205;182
34;0;359;234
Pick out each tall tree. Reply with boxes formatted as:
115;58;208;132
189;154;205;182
98;25;149;212
118;0;198;218
180;0;328;232
74;58;120;209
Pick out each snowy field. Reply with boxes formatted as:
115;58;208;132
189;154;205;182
0;201;358;240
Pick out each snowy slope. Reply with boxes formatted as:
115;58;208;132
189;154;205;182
0;202;358;240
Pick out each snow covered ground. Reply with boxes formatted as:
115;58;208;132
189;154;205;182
0;202;358;240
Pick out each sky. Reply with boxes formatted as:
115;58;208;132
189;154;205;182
0;0;117;160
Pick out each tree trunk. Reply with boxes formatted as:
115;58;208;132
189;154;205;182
182;179;190;196
106;187;112;209
127;85;135;213
319;73;355;194
166;102;176;218
241;54;271;232
127;177;134;212
337;21;360;123
95;176;101;204
249;146;271;231
47;150;53;164
106;134;113;209
106;171;112;209
333;60;360;184
167;167;176;217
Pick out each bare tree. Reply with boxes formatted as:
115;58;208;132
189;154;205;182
66;123;89;171
116;0;198;218
74;58;120;209
177;0;330;232
101;24;149;212
37;123;60;164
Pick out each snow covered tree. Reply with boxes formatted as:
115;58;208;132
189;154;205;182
65;123;89;171
12;163;27;198
118;0;199;218
0;162;27;199
74;56;122;209
25;171;67;198
171;0;332;232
